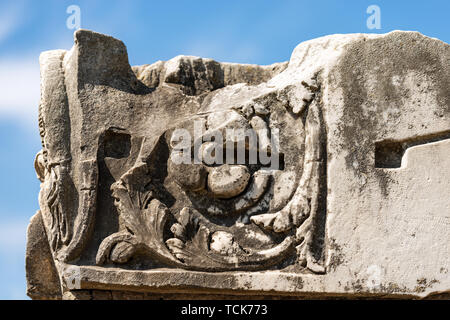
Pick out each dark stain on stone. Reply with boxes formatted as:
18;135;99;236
414;278;439;293
328;238;345;271
336;32;450;197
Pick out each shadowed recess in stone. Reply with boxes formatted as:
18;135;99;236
103;129;131;159
375;130;450;168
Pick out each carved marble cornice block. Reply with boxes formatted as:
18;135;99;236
26;30;450;300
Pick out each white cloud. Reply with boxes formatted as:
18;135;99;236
0;2;25;45
0;56;40;124
0;15;18;44
0;2;40;126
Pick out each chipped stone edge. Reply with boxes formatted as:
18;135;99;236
62;264;448;299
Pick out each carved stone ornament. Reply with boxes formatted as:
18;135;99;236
26;30;450;300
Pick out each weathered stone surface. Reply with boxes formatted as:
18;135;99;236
26;211;61;300
27;29;449;299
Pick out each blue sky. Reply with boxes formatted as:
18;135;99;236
0;0;448;300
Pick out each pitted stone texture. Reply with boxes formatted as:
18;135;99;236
27;29;449;299
26;211;62;300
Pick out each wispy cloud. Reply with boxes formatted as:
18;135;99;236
0;2;25;45
0;56;40;125
0;2;41;126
